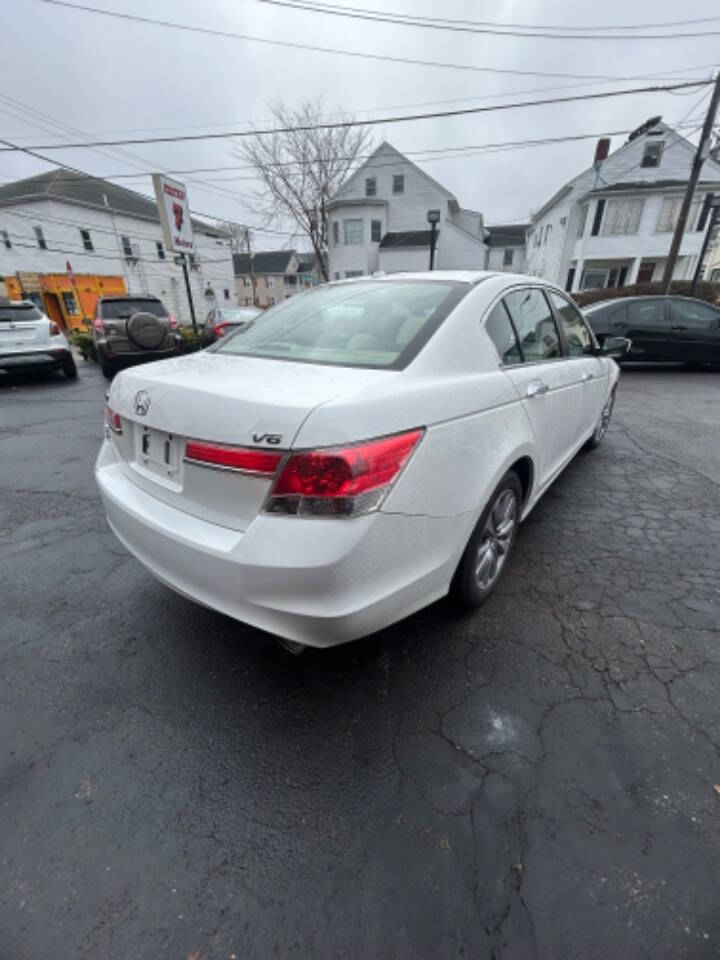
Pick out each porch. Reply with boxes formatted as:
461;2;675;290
566;255;694;292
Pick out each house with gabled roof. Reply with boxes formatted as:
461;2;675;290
525;118;720;292
326;142;486;279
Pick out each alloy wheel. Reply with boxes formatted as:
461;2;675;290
594;390;615;443
475;488;518;590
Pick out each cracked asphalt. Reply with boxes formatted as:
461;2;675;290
2;359;720;960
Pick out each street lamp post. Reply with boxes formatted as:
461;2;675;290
690;193;720;295
427;209;440;270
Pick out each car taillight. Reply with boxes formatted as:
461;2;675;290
185;441;282;475
105;404;122;434
214;323;227;337
266;429;423;517
168;313;178;330
49;321;61;336
93;315;104;333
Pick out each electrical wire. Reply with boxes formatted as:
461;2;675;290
0;80;712;153
37;0;705;84
259;0;720;40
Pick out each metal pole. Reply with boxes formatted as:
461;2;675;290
180;255;198;333
690;204;719;296
429;222;437;270
662;74;720;292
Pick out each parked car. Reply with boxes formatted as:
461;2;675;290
93;295;180;378
96;273;628;651
205;305;262;341
0;299;77;379
583;295;720;365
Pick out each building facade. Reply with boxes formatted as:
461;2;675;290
0;169;237;328
524;119;720;292
234;250;318;307
484;224;529;274
327;142;487;279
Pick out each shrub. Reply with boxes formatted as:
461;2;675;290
177;325;214;353
572;280;720;309
71;330;96;362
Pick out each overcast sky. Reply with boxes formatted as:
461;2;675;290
3;0;719;248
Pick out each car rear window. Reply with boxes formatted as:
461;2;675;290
100;299;166;319
0;303;44;322
212;281;469;369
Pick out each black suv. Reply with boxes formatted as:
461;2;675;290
93;295;180;377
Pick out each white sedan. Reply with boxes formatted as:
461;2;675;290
96;272;627;650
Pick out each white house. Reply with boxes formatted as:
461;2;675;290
327;142;486;279
524;118;720;292
484;224;529;274
0;169;237;325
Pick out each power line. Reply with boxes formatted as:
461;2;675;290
259;0;720;40
0;79;712;152
262;3;720;32
37;0;695;84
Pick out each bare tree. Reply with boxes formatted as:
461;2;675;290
234;99;372;281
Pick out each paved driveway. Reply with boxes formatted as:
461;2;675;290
2;362;719;959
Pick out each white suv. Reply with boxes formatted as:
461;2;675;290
0;299;77;379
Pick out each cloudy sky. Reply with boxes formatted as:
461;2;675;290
3;0;719;247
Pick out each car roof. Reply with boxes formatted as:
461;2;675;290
328;270;510;285
584;295;719;312
98;294;162;301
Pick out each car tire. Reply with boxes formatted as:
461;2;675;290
585;386;616;449
62;355;78;380
100;360;116;379
451;470;522;610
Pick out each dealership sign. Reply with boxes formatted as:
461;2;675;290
152;174;195;254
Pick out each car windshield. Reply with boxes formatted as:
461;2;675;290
213;280;467;369
101;299;166;319
0;303;44;322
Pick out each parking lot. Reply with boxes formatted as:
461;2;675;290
2;360;719;959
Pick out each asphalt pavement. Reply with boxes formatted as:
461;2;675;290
2;359;720;960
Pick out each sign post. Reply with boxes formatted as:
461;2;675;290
152;174;198;332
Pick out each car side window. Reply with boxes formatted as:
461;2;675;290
548;291;594;356
504;288;562;361
484;301;522;365
628;299;668;327
670;299;720;330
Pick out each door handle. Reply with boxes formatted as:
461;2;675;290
582;370;594;382
526;379;549;397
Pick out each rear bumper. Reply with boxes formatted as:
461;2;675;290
95;342;180;364
95;440;469;647
0;347;72;370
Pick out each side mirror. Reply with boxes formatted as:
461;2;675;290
600;336;631;359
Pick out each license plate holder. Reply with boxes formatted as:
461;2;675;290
136;426;180;479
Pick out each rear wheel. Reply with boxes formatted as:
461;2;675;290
451;470;522;609
100;360;116;379
62;355;78;380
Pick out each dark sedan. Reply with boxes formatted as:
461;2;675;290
583;295;720;365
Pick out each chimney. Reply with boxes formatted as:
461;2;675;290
594;138;611;165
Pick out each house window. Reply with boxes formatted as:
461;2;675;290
79;228;93;251
655;196;701;233
565;267;576;291
121;235;133;258
601;198;644;235
332;221;340;245
590;199;606;236
156;241;165;259
581;269;609;290
61;292;79;315
392;174;404;194
243;277;251;287
34;226;47;250
371;219;382;242
345;270;363;278
544;225;552;244
365;177;376;197
1;229;11;249
503;248;514;266
223;288;230;300
188;253;198;270
269;296;275;305
641;141;664;168
343;219;363;244
334;272;340;280
559;216;567;228
267;276;275;288
577;205;589;238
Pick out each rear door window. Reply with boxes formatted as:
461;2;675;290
485;301;522;364
669;299;720;330
548;291;595;356
628;299;668;328
101;299;167;319
503;288;562;361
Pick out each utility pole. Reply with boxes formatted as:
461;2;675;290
179;254;198;333
690;193;720;295
244;227;257;306
662;73;720;292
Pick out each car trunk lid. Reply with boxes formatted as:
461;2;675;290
0;304;51;353
107;353;388;531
